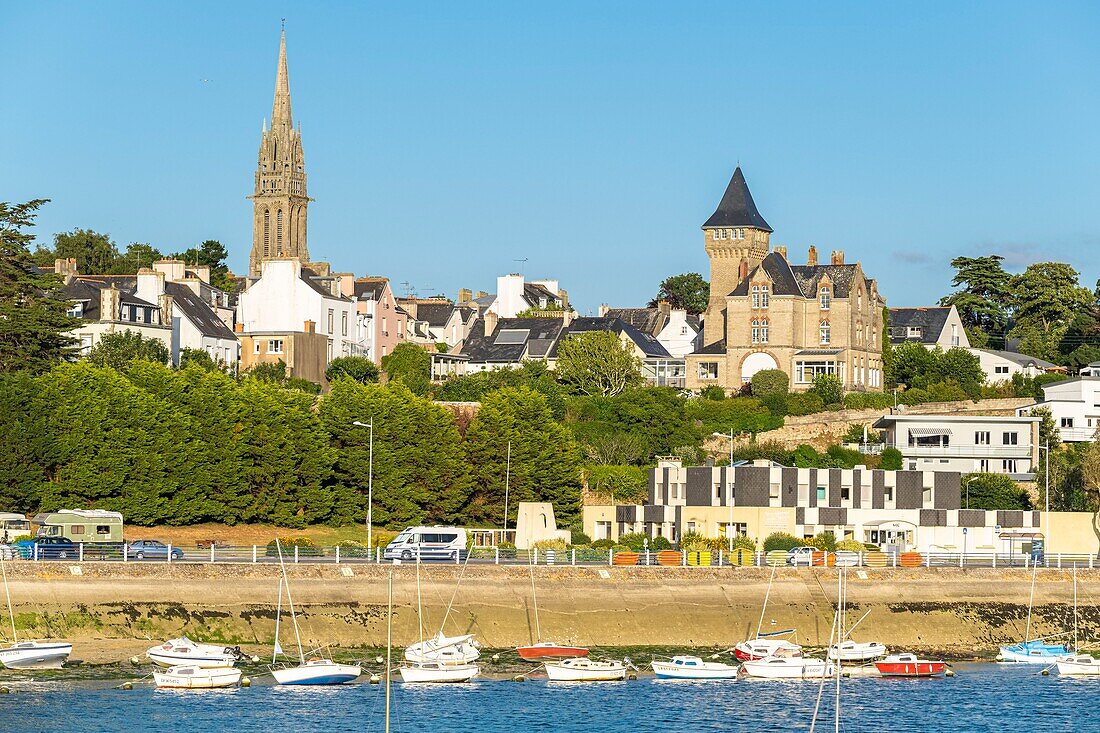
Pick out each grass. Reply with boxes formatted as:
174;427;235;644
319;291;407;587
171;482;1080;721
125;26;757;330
122;523;391;547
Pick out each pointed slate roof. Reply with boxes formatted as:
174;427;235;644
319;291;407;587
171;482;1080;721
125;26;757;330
702;166;772;232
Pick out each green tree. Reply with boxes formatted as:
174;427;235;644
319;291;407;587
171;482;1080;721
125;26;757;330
569;388;699;462
892;341;938;388
809;373;844;406
178;347;220;371
0;371;50;510
52;228;119;273
936;347;985;398
880;446;903;470
1009;262;1093;333
326;355;380;384
110;242;164;274
437;361;566;419
381;342;432;396
939;255;1011;345
584;465;647;504
750;368;789;397
86;330;170;370
961;472;1032;510
319;379;471;527
649;272;709;315
881;306;896;387
174;239;234;291
464;387;583;526
0;200;80;373
555;331;642;397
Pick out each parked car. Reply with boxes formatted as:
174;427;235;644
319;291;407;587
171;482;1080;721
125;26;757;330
786;546;816;566
17;536;78;559
126;539;184;560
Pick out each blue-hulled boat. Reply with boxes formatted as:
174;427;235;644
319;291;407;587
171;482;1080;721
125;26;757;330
997;640;1071;664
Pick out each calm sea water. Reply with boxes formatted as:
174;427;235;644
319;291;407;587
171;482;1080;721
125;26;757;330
0;664;1094;732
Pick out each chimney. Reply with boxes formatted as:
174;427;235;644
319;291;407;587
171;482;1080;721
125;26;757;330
101;286;121;321
54;258;78;281
152;259;186;282
304;320;316;334
656;300;671;319
774;245;787;260
458;288;472;304
234;322;244;333
807;245;818;266
558;288;569;309
738;259;749;280
136;268;166;304
483;310;498;337
831;250;845;265
598;303;610;317
476;290;488;299
159;293;174;326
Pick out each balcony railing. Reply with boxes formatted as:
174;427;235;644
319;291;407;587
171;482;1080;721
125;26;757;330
853;442;1031;458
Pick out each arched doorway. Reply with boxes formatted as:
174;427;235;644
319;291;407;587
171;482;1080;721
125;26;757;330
740;352;778;383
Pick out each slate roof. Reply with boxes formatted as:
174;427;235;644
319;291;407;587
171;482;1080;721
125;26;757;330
522;282;562;308
459;318;566;363
702;166;773;232
604;307;665;336
353;278;388;300
165;283;236;340
789;263;860;298
973;348;1058;370
415;303;457;327
548;317;672;359
61;277;157;321
298;272;349;301
888;307;952;344
694;340;727;355
730;252;803;296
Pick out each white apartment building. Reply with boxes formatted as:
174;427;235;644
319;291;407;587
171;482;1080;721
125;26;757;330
1018;377;1100;443
873;414;1041;478
970;348;1059;383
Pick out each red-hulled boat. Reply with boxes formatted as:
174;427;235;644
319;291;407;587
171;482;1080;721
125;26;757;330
516;642;589;661
875;653;947;677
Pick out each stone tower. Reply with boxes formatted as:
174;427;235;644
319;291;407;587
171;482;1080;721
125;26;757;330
249;29;310;276
700;166;772;345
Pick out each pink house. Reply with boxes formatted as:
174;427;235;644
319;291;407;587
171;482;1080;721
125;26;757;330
350;277;407;364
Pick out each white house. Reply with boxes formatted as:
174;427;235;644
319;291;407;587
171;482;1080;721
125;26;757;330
237;258;363;364
601;302;702;358
1018;377;1100;442
62;276;173;358
473;274;571;319
888;306;969;349
969;348;1061;383
135;267;239;368
873;414;1041;479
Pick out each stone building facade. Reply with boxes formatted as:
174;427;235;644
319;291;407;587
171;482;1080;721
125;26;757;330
686;167;885;392
249;30;310;276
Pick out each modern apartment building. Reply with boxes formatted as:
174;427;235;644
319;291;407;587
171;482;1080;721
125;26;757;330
872;414;1041;478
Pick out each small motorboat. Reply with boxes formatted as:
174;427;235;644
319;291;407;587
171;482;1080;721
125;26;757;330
734;638;802;661
271;658;362;686
652;655;739;680
1056;655;1100;676
0;640;73;670
545;657;628;682
875;653;947;677
154;664;242;689
517;642;589;661
741;655;833;679
398;661;479;683
997;640;1071;664
405;632;481;665
828;640;887;662
147;636;241;668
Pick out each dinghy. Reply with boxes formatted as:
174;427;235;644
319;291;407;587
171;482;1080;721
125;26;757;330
154;664;242;689
0;553;71;669
545;657;628;682
652;655;739;680
147;636;241;668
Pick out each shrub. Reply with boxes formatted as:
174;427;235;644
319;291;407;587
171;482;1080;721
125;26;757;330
786;392;824;416
265;537;324;557
649;536;673;551
497;541;517;550
842;423;874;444
591;539;615;550
825;444;865;468
760;393;788;417
679;531;711;551
763;532;802;552
809;531;837;552
701;385;726;401
326;356;380;384
791;444;823;467
842;392;894;410
731;439;792;465
532;538;568;551
809;374;844;407
570;529;592;546
585;465;648;503
334;540;371;558
835;538;865;553
685;396;783;438
730;535;757;552
617;532;648;551
750;369;789;397
880;447;903;470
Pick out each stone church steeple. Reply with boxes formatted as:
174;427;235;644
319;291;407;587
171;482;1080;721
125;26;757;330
249;29;310;276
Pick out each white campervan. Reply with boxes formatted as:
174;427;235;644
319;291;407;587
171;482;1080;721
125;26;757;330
0;513;31;543
383;526;467;562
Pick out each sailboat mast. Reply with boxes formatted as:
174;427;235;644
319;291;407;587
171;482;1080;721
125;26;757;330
755;563;777;638
0;555;16;643
272;576;284;665
530;560;542;643
1074;565;1079;652
416;552;424;645
385;569;393;733
835;568;843;733
276;539;306;664
1024;558;1038;644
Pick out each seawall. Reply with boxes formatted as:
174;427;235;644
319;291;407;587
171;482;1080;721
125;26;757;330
3;563;1095;662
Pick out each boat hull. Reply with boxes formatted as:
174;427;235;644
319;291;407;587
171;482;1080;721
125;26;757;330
405;634;480;665
1057;656;1100;676
997;642;1071;664
828;642;887;662
734;639;802;661
517;644;589;661
398;664;479;683
546;661;627;682
875;660;946;677
272;662;362;686
0;642;73;670
154;666;242;689
147;638;239;668
652;660;739;680
741;658;833;679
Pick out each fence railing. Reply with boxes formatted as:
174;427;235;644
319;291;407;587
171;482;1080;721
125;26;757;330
3;543;1100;570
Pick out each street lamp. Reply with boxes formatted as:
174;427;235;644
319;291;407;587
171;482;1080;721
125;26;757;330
964;476;980;510
352;420;375;552
712;429;735;552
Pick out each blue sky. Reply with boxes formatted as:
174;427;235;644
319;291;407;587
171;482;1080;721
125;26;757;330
4;1;1100;311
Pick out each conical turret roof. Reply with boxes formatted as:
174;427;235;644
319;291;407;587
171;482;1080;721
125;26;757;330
702;166;772;232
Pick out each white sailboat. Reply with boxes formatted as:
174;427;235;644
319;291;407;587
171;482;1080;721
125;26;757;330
0;553;71;670
998;560;1071;663
269;541;361;686
652;655;739;680
1056;567;1099;676
399;553;479;682
403;553;480;666
545;657;628;682
734;563;803;661
154;664;242;689
827;607;887;661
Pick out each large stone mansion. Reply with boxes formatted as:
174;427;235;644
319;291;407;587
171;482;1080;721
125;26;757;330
685;167;885;392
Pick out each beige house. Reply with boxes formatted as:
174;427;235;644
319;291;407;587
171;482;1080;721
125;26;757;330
237;321;328;385
686;167;885;392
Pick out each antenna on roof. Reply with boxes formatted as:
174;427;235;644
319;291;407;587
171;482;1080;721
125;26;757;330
400;280;414;298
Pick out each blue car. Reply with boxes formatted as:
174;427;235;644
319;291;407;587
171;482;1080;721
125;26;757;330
126;539;184;560
17;536;78;560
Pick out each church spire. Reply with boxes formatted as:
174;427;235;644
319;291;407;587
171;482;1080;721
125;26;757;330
271;28;292;127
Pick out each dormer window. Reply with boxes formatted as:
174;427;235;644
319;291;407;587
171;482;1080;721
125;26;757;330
819;286;831;310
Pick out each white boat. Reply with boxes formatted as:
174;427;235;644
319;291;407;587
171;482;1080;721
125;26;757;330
271;658;361;685
545;657;627;682
741;655;834;679
268;540;362;686
398;661;480;683
0;640;73;670
828;640;887;662
734;638;803;661
154;664;242;689
652;655;739;680
998;560;1073;664
0;554;72;669
1057;654;1100;676
147;636;241;668
405;632;480;665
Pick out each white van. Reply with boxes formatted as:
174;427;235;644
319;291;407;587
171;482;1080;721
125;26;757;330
384;526;468;562
0;513;31;543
